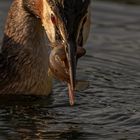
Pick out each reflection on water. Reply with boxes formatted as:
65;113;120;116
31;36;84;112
0;0;140;140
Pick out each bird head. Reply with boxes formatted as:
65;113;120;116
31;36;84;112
23;0;91;105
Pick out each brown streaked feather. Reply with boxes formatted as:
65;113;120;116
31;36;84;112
0;0;52;95
23;0;43;18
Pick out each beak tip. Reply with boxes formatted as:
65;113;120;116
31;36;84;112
68;83;75;106
70;100;75;106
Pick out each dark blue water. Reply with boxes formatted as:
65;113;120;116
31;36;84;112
0;1;140;140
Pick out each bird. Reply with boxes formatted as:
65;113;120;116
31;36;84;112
0;0;91;105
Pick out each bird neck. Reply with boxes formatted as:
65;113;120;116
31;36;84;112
0;0;52;95
2;0;47;56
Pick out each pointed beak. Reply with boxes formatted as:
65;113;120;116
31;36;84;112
65;40;77;105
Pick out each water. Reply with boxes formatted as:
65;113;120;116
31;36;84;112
0;0;140;140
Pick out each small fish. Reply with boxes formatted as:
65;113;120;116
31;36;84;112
49;46;70;82
49;45;86;82
49;44;87;105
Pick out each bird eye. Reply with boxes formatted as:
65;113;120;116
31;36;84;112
51;13;57;25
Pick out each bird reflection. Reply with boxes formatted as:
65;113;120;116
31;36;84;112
0;96;84;140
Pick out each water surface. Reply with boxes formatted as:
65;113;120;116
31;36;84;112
0;1;140;140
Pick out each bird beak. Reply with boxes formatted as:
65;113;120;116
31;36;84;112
66;40;77;106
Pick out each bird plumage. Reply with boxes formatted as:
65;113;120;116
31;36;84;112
0;0;90;104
